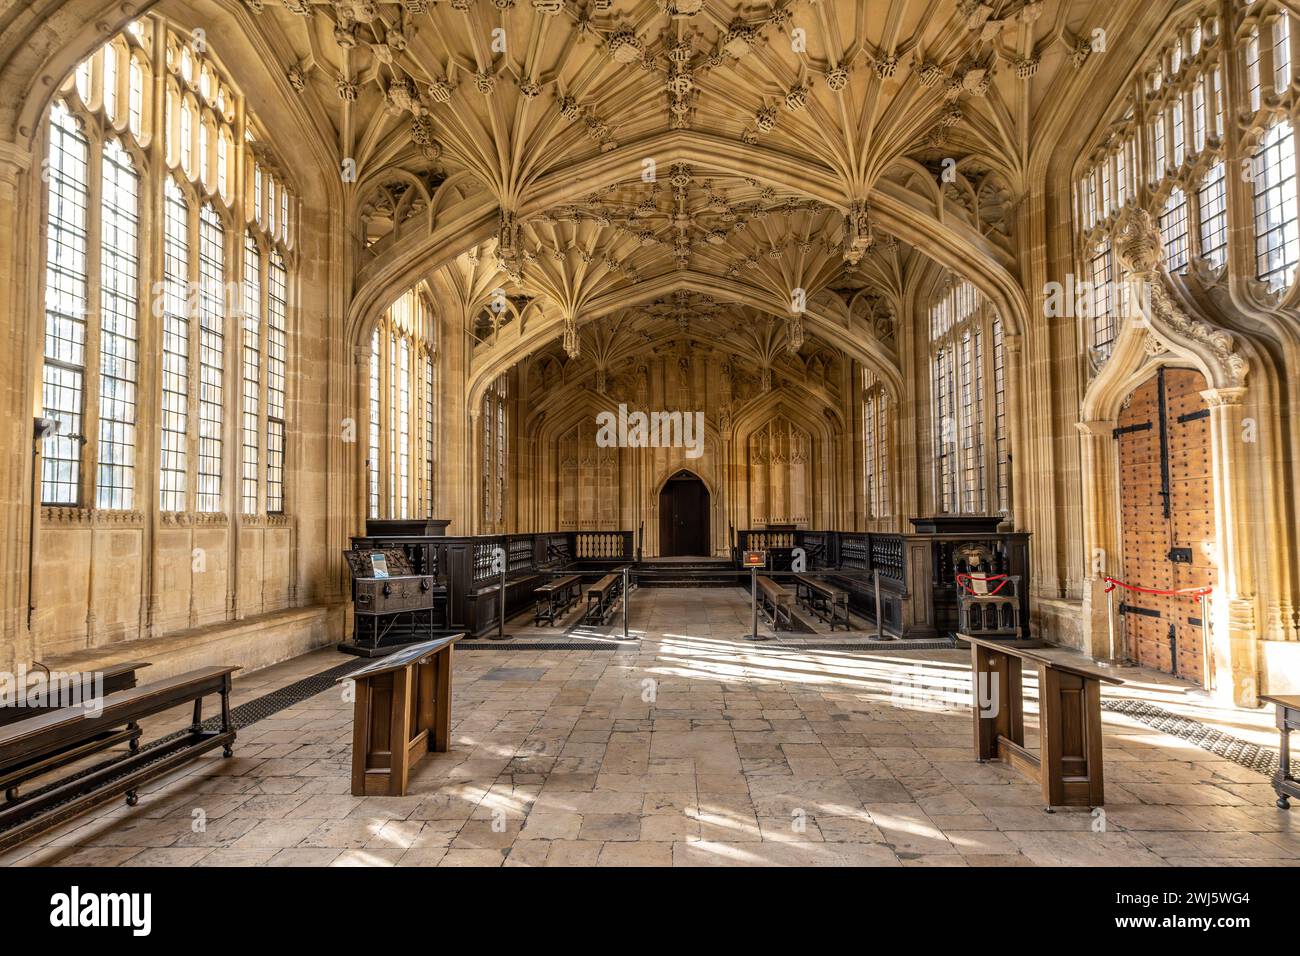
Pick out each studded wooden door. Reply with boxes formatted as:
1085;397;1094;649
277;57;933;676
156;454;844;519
1115;367;1215;683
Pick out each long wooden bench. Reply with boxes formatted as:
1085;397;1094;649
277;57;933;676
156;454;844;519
585;571;624;623
0;666;238;851
533;574;582;626
793;574;851;631
756;576;793;630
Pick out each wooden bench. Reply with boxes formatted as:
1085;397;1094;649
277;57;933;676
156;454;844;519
793;574;851;630
963;634;1122;807
585;572;623;623
0;666;238;851
756;576;793;630
1261;695;1300;810
533;574;582;626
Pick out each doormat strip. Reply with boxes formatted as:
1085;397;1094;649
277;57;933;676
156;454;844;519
1100;698;1279;778
767;641;958;651
457;641;626;651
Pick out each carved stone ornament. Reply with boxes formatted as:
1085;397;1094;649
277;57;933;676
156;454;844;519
842;199;873;264
787;312;805;353
1115;208;1249;387
1141;329;1169;357
563;317;580;359
608;31;644;65
428;79;454;103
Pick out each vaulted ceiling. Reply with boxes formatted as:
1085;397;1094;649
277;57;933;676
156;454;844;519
240;0;1148;383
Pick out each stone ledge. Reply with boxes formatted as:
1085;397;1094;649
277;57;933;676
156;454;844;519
35;604;347;683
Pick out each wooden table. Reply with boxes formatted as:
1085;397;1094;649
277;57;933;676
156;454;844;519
962;634;1123;808
1260;694;1300;810
339;634;463;797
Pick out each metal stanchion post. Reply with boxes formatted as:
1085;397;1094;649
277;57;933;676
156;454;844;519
490;558;512;641
1106;583;1117;664
873;570;885;639
622;566;629;640
1199;591;1212;692
750;567;759;641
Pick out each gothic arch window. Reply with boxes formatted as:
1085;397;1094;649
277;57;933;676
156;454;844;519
1160;186;1191;271
929;279;1009;515
1197;161;1229;268
367;288;438;520
1253;120;1299;290
1073;3;1299;297
862;369;891;520
481;376;508;532
38;17;298;518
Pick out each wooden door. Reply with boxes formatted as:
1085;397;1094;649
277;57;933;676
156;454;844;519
658;472;710;556
1115;368;1215;683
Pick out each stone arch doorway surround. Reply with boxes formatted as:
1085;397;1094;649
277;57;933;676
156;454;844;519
657;470;711;558
1077;210;1257;704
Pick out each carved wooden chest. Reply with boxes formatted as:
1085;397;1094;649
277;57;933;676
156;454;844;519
353;574;436;615
344;548;436;616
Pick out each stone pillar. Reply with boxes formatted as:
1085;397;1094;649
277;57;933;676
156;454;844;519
1202;386;1259;706
1076;418;1118;661
0;141;34;673
352;343;371;527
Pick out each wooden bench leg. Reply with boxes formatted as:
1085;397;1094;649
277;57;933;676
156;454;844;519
971;645;1021;761
389;666;413;796
432;647;452;753
220;674;234;758
1277;711;1292;810
1038;664;1104;807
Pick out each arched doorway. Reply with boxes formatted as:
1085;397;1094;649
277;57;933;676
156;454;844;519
659;471;710;557
1115;367;1215;682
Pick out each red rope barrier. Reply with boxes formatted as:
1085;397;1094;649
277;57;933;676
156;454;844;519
1103;576;1212;602
956;572;1012;596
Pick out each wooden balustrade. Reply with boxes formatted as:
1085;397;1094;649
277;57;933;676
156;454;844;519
731;522;1030;640
347;528;636;644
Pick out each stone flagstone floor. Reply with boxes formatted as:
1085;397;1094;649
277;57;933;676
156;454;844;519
3;587;1296;867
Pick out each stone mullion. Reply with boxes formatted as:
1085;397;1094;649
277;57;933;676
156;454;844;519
146;15;168;636
1220;7;1256;301
1261;14;1279;100
134;99;164;640
377;318;391;520
351;343;370;526
184;199;201;517
81;130;105;513
980;306;1000;516
1001;331;1025;530
219;214;239;621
